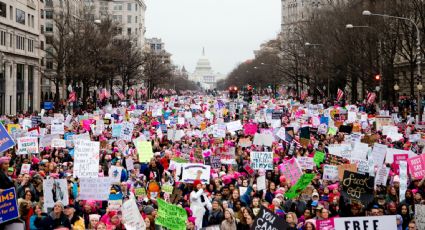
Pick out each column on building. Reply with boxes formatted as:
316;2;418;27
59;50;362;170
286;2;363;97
24;64;29;111
5;61;16;114
33;67;40;112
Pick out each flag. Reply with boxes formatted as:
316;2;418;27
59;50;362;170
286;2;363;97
68;92;76;103
113;87;125;100
127;88;135;97
300;90;308;100
337;88;344;101
367;92;376;104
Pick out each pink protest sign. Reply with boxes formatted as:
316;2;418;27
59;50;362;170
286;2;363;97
392;154;408;175
316;218;335;230
243;123;258;136
82;119;92;131
407;154;425;179
278;158;302;184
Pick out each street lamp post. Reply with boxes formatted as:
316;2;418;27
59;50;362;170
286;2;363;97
418;83;423;122
305;42;327;99
363;10;422;119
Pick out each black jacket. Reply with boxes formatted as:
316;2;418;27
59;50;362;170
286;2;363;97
0;171;15;189
34;212;71;229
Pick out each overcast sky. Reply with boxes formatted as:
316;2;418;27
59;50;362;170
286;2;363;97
145;0;281;75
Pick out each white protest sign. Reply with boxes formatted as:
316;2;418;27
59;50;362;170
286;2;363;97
51;138;66;148
386;148;416;164
328;144;352;158
399;161;408;203
17;137;38;154
20;164;31;174
109;166;123;183
122;198;146;230
374;166;390;187
415;204;425;230
275;127;286;140
181;163;211;184
50;119;64;135
43;179;69;212
352;142;369;160
73;139;100;178
120;122;134;141
297;157;314;170
79;177;113;200
350;159;369;174
257;175;266;191
372;143;387;166
323;165;339;181
250;152;273;170
226;120;242;132
95;119;104;136
126;157;134;171
334;215;396;230
39;134;60;148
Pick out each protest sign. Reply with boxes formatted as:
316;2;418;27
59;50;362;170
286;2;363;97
374;166;390;186
181;163;211;184
408;154;425;179
257;175;266;191
323;165;339;181
43;179;69;212
156;199;187;230
122;198;146;230
386;148;415;164
316;218;335;230
126;157;134;171
350;159;369;174
313;151;325;167
251;207;288;230
341;171;374;205
298;157;315;170
375;116;393;130
17;137;38;154
79;177;113;200
20;164;30;174
7;124;20;134
0;188;18;224
400;161;408;203
162;184;174;194
239;138;252;148
120;122;134;141
112;124;123;137
243;123;258;136
338;164;358;181
135;187;147;197
73;139;100;178
415;204;425;230
136;141;153;163
221;147;236;164
279;158;303;184
50;119;64;135
109;166;123;183
108;193;123;211
39;134;60;148
285;173;315;199
210;156;221;169
371;143;387;166
250;152;273;170
51;138;66;148
334;215;396;230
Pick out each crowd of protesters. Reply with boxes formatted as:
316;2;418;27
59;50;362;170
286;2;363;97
0;91;423;230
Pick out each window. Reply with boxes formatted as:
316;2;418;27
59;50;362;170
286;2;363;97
16;9;25;24
9;33;12;47
45;36;53;44
45;10;53;19
46;59;53;69
40;41;44;50
113;15;122;22
135;16;138;23
156;44;162;50
40;9;44;19
0;2;6;18
45;22;53;32
16;35;25;50
0;31;5;46
113;4;122;11
135;4;138;11
127;28;131;35
9;6;12;20
45;0;53;7
27;13;30;26
31;15;34;28
28;39;34;52
127;3;131;11
127;15;131;23
40;25;44;34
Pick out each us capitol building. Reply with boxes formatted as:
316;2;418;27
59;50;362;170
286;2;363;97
189;48;225;90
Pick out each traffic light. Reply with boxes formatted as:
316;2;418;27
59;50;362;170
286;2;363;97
229;86;238;99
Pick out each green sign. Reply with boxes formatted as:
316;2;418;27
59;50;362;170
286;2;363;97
313;151;325;167
156;199;187;230
172;157;188;163
135;187;146;197
327;127;337;135
285;173;315;199
161;184;174;194
136;141;153;163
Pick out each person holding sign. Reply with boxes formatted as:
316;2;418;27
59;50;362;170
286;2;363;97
190;171;212;229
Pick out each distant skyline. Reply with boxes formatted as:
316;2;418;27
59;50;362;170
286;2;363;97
145;0;281;75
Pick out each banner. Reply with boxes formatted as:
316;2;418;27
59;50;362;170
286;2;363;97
251;207;288;230
334;215;396;230
279;158;303;184
73;139;100;178
181;163;211;184
136;141;153;163
316;218;335;230
341;171;374;205
156;199;187;230
79;177;113;200
122;198;146;230
17;137;38;154
0;123;15;154
43;179;69;212
250;152;273;170
285;173;315;199
0;188;18;224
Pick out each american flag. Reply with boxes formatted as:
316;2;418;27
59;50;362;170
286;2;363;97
367;92;376;104
68;91;76;103
113;87;125;100
337;88;344;101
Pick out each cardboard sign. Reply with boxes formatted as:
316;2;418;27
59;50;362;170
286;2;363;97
251;207;288;230
0;188;19;224
156;199;187;230
338;164;358;181
73;140;100;178
20;164;31;174
250;152;273;170
341;171;374;205
374;166;390;186
334;215;396;230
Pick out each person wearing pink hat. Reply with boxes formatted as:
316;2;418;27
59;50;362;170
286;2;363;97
0;156;14;192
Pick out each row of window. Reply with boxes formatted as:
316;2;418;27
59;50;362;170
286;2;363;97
113;3;139;12
0;31;35;53
0;2;36;29
113;15;139;24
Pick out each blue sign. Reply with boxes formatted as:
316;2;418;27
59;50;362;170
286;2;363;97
0;123;15;153
320;116;329;126
112;124;122;137
0;188;19;224
43;101;54;110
